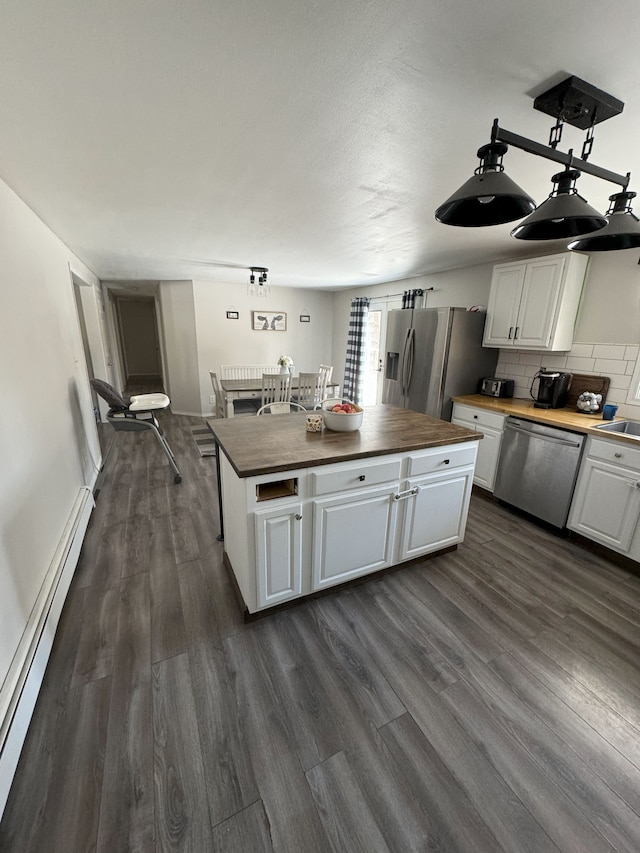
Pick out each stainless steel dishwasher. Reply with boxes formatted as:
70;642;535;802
493;417;585;528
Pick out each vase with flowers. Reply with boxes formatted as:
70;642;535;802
278;355;294;374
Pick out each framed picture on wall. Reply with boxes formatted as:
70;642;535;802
299;314;311;323
252;311;287;331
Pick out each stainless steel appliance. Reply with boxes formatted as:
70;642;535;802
530;370;572;409
382;307;498;420
480;377;514;398
494;417;584;527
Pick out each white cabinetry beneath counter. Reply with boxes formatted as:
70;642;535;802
451;403;506;491
219;442;478;613
568;437;640;556
483;252;588;351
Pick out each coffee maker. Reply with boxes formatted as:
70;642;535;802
530;370;572;409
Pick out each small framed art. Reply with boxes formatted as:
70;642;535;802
299;314;311;323
226;311;239;320
252;311;287;331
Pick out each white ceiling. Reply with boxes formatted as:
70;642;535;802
2;0;640;289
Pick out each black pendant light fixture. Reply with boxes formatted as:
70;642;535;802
567;191;640;251
435;142;535;226
511;166;607;240
435;75;639;252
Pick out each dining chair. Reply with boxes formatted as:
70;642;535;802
209;371;227;419
256;401;306;415
318;364;333;398
295;372;325;409
210;370;258;417
261;373;292;406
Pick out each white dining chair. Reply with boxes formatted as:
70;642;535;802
256;401;306;415
210;370;258;417
295;372;325;409
261;373;292;406
318;364;333;398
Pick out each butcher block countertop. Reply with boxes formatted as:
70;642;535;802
453;394;635;441
207;404;480;478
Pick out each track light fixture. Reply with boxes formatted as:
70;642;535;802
248;266;270;297
435;75;638;252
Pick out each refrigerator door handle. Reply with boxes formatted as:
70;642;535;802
401;328;414;396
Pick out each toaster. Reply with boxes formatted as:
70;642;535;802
480;377;514;398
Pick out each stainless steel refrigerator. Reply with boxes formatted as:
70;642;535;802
382;307;498;421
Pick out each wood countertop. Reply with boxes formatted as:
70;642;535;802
452;394;638;443
207;404;480;478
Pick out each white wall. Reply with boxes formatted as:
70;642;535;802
574;249;640;344
0;176;101;697
331;263;494;386
158;281;201;415
193;281;334;415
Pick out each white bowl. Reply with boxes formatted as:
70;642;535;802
321;398;363;432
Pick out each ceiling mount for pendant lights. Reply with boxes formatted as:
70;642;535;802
434;75;639;252
248;266;269;297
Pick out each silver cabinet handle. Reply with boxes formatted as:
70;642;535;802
508;327;514;339
514;326;520;339
295;514;302;520
359;475;366;481
394;487;419;501
615;452;623;458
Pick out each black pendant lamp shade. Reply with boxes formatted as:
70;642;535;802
511;168;607;240
435;143;536;227
567;191;640;251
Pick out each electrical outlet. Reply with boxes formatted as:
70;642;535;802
209;395;215;403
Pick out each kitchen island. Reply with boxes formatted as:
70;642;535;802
208;405;480;614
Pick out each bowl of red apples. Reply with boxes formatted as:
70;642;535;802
320;398;364;432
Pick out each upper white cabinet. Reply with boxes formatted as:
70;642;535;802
483;252;588;351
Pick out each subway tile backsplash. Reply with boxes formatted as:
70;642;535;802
494;342;639;417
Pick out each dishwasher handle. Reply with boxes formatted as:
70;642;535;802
505;421;582;448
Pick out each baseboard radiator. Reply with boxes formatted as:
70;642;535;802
0;487;94;819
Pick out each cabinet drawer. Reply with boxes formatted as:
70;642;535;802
453;404;506;431
586;437;640;471
408;442;477;476
311;458;402;496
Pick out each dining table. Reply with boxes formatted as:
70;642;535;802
220;376;340;418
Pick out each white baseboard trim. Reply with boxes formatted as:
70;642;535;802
170;408;208;417
0;487;94;819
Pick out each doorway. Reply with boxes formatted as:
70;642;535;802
362;298;402;405
115;297;163;394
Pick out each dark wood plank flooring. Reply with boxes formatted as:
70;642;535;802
3;410;640;852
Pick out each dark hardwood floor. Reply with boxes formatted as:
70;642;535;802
3;410;640;852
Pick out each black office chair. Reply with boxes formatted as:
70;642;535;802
91;379;182;483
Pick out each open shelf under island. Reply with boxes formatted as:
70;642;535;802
208;404;481;614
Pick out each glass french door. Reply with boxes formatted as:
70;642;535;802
362;299;402;405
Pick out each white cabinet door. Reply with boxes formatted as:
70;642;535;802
483;253;586;351
398;466;474;561
312;485;398;591
515;256;564;348
483;264;525;347
452;405;503;493
568;459;640;552
254;502;303;608
472;426;502;491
